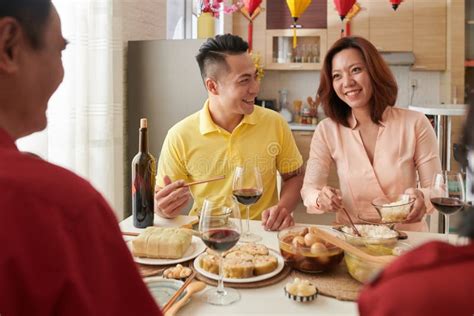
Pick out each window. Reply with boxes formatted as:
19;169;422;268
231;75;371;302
167;0;225;39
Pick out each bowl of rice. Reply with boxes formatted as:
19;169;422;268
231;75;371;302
336;224;399;247
372;194;415;223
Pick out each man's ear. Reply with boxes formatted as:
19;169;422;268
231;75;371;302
0;17;22;74
205;78;219;96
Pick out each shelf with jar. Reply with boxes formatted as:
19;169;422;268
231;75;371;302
265;29;327;71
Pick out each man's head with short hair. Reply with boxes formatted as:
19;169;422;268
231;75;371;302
195;34;249;82
0;0;52;49
0;0;66;140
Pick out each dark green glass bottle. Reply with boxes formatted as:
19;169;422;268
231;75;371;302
132;118;156;228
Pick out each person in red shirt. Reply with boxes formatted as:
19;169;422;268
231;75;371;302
0;1;161;315
358;105;474;315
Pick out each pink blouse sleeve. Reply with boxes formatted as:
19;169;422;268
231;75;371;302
414;114;442;214
301;122;334;214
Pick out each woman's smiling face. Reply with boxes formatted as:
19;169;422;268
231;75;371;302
331;48;373;111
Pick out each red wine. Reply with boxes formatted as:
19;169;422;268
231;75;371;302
232;188;262;205
132;118;156;228
430;197;464;215
202;229;240;252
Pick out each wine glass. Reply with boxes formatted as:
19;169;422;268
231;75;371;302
430;171;465;242
232;166;263;243
199;196;241;306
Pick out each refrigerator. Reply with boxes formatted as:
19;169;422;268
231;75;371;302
126;39;207;216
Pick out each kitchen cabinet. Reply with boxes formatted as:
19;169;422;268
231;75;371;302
291;129;339;225
265;29;327;70
368;0;413;52
327;0;446;71
266;0;326;30
327;0;369;49
466;0;474;105
413;0;446;70
292;130;339;189
327;0;412;51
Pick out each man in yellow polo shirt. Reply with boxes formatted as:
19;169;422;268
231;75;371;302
154;34;303;231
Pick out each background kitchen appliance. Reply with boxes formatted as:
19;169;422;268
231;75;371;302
255;98;279;111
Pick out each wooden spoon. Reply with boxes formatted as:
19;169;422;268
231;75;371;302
311;226;396;265
164;281;206;316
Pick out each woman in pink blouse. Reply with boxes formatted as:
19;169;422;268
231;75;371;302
301;36;441;231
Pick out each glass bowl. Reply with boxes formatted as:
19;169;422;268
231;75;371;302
278;225;344;273
344;242;411;283
334;224;399;247
372;194;415;223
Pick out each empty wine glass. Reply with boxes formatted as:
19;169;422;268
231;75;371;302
199;196;241;305
232;166;263;243
430;171;465;242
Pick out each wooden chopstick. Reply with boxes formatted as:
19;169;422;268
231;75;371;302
341;207;362;237
122;231;139;237
162;270;197;314
183;175;225;187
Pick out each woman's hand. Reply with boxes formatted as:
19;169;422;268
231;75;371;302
404;188;427;223
315;186;343;212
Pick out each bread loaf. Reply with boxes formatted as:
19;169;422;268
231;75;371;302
131;227;192;259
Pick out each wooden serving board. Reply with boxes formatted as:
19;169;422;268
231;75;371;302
191;264;292;289
292;262;362;301
137;263;168;278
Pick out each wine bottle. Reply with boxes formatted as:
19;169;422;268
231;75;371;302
131;118;156;228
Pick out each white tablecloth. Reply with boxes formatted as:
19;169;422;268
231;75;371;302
120;216;447;315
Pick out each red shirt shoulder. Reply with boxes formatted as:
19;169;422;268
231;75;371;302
358;241;474;316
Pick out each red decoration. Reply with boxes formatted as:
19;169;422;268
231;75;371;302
333;0;356;21
240;0;263;51
390;0;403;11
343;2;361;37
244;0;261;15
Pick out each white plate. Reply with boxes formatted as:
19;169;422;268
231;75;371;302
193;248;284;283
144;277;188;308
129;236;206;265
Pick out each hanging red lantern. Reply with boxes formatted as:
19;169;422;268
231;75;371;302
240;0;263;52
333;0;356;21
390;0;403;11
344;2;361;37
243;0;261;15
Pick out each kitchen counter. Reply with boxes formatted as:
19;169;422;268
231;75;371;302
288;123;317;131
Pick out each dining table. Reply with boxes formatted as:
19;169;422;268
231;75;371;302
120;215;450;316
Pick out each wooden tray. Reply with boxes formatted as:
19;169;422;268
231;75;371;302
191;264;292;289
137;263;167;278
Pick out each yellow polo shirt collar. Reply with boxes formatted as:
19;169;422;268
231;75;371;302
199;99;257;135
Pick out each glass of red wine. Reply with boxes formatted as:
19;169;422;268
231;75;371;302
232;166;263;243
430;171;465;242
199;196;241;305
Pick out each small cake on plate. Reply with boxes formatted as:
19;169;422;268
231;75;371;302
284;278;318;302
